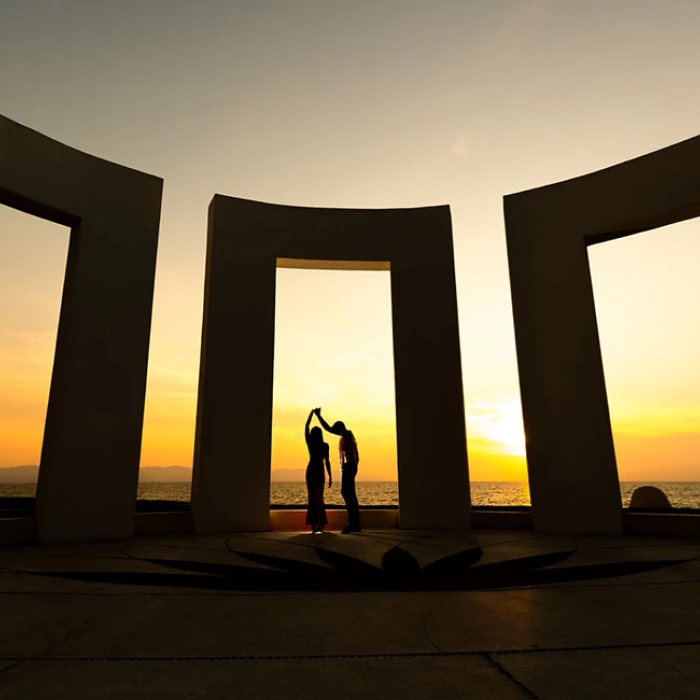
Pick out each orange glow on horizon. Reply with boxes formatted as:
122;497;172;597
1;166;699;485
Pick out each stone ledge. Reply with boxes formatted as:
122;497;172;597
0;517;36;548
623;511;700;540
134;510;193;537
3;510;700;547
269;509;398;531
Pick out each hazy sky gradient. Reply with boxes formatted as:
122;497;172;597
1;1;699;480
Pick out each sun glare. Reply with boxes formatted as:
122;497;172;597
469;401;526;456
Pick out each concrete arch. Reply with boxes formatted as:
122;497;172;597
192;195;471;532
0;116;163;543
504;135;700;534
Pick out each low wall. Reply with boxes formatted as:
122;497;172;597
622;512;700;539
2;509;523;545
134;510;193;537
270;508;398;531
0;517;36;548
2;509;700;548
472;509;533;530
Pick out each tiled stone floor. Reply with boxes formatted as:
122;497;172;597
1;530;699;698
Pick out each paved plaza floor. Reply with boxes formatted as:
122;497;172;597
1;528;700;698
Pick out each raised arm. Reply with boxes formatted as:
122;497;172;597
304;409;314;445
314;407;341;435
314;407;333;433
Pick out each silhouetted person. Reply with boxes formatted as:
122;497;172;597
314;407;361;533
304;409;332;533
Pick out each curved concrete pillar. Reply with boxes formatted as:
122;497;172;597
504;135;700;534
0;116;163;542
192;196;470;532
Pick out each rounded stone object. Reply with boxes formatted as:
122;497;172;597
630;486;672;510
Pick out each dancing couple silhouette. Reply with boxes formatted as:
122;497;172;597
304;407;361;534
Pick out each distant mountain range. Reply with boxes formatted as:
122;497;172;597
0;465;195;483
0;465;391;483
0;465;39;483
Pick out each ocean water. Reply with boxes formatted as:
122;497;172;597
3;481;700;509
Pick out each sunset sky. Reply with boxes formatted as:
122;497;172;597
1;1;699;483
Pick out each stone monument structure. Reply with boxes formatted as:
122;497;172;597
0;115;163;543
3;112;699;543
504;134;700;534
191;195;471;533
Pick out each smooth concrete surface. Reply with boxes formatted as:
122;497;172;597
0;115;163;544
504;135;700;536
193;196;470;533
1;530;699;699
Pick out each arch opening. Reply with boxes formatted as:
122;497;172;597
192;196;471;533
0;205;69;511
271;266;398;515
589;218;700;510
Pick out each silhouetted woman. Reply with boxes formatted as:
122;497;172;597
304;409;332;533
